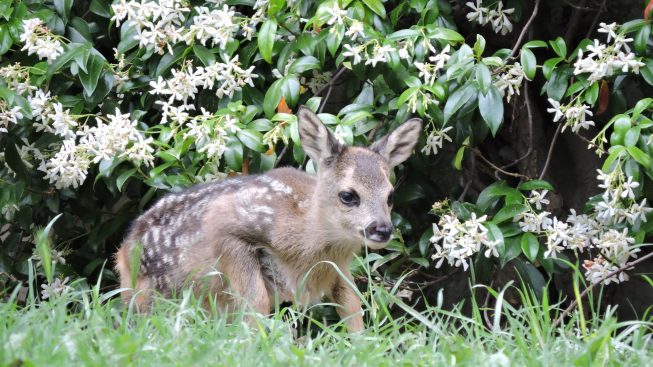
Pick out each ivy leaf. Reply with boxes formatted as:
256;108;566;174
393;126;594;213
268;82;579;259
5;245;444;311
475;64;491;94
258;19;277;64
193;44;215;66
238;129;266;153
478;85;504;136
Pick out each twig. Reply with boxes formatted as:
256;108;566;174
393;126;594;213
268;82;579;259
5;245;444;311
458;154;475;202
503;83;534;170
473;148;530;180
314;67;348;97
319;85;333;113
274;144;289;168
538;123;562;180
553;251;653;328
509;0;541;58
278;21;299;37
585;0;608;39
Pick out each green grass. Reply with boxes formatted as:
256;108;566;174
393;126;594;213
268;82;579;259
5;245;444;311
1;271;652;367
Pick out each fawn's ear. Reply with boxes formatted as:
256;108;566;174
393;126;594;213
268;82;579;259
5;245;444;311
297;106;343;166
370;118;422;168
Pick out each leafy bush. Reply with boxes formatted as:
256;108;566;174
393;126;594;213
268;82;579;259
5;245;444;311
1;0;652;311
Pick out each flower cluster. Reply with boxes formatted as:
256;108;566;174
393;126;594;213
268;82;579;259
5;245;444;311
343;42;396;67
0;100;23;134
494;62;526;102
112;0;243;55
514;170;649;285
184;108;240;158
421;126;453;156
149;57;257;108
547;98;595;134
574;23;644;83
20;18;64;64
430;212;500;271
414;45;452;86
466;1;515;35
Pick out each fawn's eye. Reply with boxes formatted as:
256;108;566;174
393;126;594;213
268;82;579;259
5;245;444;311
387;190;394;207
339;191;360;207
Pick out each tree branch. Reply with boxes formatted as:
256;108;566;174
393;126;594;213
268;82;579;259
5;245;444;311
473;148;531;180
510;0;541;58
538;123;562;180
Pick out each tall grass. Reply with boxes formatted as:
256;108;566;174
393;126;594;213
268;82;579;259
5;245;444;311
1;261;652;366
2;226;651;366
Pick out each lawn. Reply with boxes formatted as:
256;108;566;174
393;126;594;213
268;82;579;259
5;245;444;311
1;274;651;367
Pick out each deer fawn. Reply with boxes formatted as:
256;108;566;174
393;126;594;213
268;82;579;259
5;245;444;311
114;106;421;332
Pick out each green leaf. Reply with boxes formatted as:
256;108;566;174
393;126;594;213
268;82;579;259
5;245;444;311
427;27;464;42
237;129;265;152
549;37;567;58
89;0;112;18
79;51;106;98
362;0;386;18
475;64;491;94
117;168;137;192
155;44;187;77
224;138;243;171
632;98;652;121
258;19;277;64
522;40;548;49
584;81;599;105
520;48;536;80
627;146;653;167
287;56;320;74
635;24;650;55
193;44;215;66
473;35;486;57
520;232;539;262
444;83;476;123
478;85;504;136
47;43;89;77
641;59;653;87
263;78;283;118
492;204;527;224
4;141;28;179
453;138;468;170
0;26;12;55
542;57;562;80
326;23;344;56
517;179;555;191
397;87;419;107
268;0;286;16
387;29;420;41
624;127;641;147
54;0;73;23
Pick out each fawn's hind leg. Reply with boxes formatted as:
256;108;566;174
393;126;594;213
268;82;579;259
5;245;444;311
189;236;271;319
114;245;153;311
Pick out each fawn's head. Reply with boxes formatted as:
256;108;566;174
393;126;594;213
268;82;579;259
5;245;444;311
297;107;421;250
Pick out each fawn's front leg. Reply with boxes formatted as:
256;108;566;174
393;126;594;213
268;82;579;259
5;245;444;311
331;276;364;333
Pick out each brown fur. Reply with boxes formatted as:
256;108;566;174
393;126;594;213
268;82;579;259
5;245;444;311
114;107;421;332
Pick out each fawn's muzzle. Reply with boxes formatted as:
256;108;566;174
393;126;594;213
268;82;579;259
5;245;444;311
363;222;393;243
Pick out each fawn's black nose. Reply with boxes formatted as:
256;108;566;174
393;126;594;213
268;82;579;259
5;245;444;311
364;222;393;243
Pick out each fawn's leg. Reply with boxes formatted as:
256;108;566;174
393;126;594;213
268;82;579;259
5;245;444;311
216;238;271;319
330;274;364;333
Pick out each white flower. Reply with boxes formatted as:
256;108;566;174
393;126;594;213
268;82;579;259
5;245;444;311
326;1;348;26
48;103;78;139
39;139;90;189
365;44;395;67
528;190;550;210
421;126;453;156
343;44;363;65
466;0;489;25
598;22;618;42
19;18;64;64
40;277;70;300
620;176;640;199
345;21;365;41
547;98;564;123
